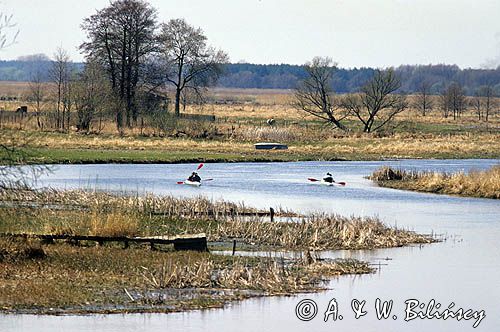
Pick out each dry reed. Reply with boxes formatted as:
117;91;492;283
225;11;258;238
0;236;45;262
0;187;434;250
212;214;432;250
370;165;500;199
140;256;372;293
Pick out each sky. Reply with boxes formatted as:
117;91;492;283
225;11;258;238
0;0;499;68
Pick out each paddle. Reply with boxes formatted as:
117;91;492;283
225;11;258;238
308;178;346;186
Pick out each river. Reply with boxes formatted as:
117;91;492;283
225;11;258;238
1;159;499;332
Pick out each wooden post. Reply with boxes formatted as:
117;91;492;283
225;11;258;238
270;207;275;222
232;239;237;256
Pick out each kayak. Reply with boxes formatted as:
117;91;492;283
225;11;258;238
177;179;213;186
183;180;202;187
307;178;346;186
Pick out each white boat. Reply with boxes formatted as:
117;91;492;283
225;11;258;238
184;180;202;187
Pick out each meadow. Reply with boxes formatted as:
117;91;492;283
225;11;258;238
0;84;499;163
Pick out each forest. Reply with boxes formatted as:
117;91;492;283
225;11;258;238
0;58;499;95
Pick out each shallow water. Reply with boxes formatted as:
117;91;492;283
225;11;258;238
2;159;499;332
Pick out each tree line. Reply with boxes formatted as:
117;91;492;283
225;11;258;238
2;60;500;96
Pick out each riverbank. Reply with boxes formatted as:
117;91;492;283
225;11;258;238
0;188;434;314
2;129;500;164
370;166;500;199
0;235;373;315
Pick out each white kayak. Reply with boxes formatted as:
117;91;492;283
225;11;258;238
184;180;202;187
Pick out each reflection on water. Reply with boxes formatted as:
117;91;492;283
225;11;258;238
2;160;499;332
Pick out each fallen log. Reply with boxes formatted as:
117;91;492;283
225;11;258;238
0;232;208;252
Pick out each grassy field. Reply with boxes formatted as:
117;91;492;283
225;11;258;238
0;187;435;314
1;84;499;163
1;128;499;164
370;165;500;199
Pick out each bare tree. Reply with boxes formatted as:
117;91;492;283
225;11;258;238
0;11;50;188
439;89;450;118
50;47;71;130
73;62;111;133
470;92;482;121
478;85;495;122
80;0;158;129
294;57;347;130
27;66;46;129
0;11;18;49
442;83;466;120
414;81;433;116
62;70;75;131
342;69;407;133
158;18;228;116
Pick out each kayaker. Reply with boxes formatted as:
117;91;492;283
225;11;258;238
323;172;334;183
188;172;201;183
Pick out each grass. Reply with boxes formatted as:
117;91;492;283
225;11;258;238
0;232;372;314
89;211;140;237
1;84;499;164
1;129;499;165
370;165;500;199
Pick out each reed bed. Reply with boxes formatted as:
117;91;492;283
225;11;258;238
0;187;433;250
0;237;371;314
0;236;45;262
236;126;301;142
212;214;432;250
140;257;320;293
370;165;500;199
0;187;264;219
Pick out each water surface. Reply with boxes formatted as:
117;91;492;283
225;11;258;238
2;159;499;332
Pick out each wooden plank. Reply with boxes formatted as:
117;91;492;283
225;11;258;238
0;232;208;251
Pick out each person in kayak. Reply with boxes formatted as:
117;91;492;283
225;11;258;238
188;172;201;183
323;172;334;183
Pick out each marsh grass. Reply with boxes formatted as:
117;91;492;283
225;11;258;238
90;211;140;237
370;165;500;199
0;187;434;250
0;236;45;262
140;256;372;294
1;118;499;165
236;126;301;142
0;237;371;313
212;214;432;250
0;185;432;313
